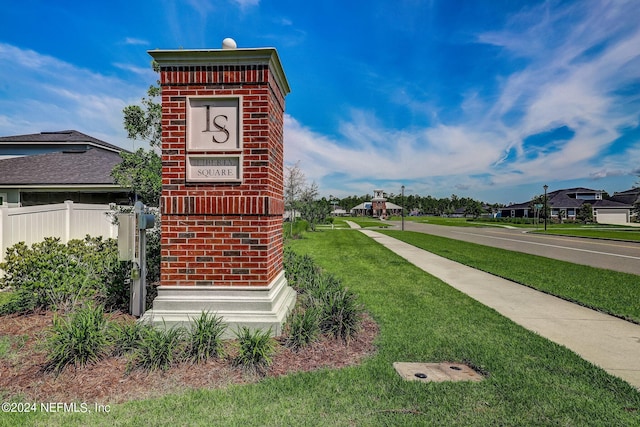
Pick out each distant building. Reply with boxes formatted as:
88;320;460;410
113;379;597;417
499;187;632;224
0;130;130;207
350;189;403;217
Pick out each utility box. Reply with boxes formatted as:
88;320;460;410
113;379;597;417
117;213;135;261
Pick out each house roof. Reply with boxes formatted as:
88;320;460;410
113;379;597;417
592;199;632;208
0;130;124;154
611;188;640;205
350;201;403;211
0;148;123;186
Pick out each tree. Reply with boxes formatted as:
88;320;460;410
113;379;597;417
464;200;484;219
298;182;330;231
111;148;161;206
633;200;640;223
123;84;162;148
111;65;162;206
577;203;594;223
284;162;306;231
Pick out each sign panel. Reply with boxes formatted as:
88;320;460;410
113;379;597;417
186;155;242;183
187;97;241;151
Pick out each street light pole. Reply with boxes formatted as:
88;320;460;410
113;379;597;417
543;184;548;231
401;185;405;231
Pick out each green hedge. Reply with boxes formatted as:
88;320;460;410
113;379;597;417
0;236;130;312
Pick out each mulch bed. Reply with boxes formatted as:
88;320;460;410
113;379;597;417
0;311;378;404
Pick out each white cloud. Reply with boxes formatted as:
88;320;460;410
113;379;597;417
285;0;640;199
124;37;149;46
113;62;157;77
0;43;144;150
231;0;259;9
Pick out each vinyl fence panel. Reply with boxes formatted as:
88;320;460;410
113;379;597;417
0;201;118;263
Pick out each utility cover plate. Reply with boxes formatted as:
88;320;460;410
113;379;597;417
393;362;484;383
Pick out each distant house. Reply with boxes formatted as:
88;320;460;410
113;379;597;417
610;188;640;205
350;189;403;217
500;187;632;224
0;130;130;207
330;207;348;216
610;187;640;221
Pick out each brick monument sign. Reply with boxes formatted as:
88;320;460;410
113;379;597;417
142;40;296;335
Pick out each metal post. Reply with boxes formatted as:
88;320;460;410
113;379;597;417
401;185;405;231
543;184;548;232
130;201;147;317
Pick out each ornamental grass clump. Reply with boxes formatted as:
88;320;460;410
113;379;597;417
316;287;363;343
284;306;321;351
45;303;109;373
186;311;227;363
109;319;149;356
129;323;185;372
284;248;364;344
233;327;276;375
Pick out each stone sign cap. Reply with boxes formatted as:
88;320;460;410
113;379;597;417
148;47;290;96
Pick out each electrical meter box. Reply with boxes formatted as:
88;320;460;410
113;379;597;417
117;213;135;261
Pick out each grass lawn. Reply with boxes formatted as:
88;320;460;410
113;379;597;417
531;227;640;242
17;229;640;426
333;217;391;228
380;230;640;324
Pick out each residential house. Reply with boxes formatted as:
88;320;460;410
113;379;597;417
0;130;130;206
500;187;632;224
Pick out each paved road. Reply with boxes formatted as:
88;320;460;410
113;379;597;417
387;221;640;276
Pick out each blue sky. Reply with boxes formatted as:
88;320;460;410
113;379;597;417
1;0;639;204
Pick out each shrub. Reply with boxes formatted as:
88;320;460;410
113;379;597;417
283;248;321;291
129;323;185;372
0;289;38;315
145;229;161;284
284;248;364;343
0;236;130;312
186;311;227;363
285;306;321;350
233;327;275;375
45;303;109;373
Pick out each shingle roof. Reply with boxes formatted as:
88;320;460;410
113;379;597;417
548;192;584;208
611;188;640;205
0;130;124;153
592;199;632;208
0;148;123;186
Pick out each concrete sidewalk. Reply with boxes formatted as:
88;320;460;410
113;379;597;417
357;228;640;390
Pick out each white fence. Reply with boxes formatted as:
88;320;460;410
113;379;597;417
0;201;118;263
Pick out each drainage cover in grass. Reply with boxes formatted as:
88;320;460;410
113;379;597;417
393;362;484;383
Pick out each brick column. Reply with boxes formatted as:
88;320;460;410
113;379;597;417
142;44;295;335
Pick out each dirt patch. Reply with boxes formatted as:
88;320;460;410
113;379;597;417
0;311;378;404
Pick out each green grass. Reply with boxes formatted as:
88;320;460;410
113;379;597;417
380;230;640;323
531;227;640;242
389;216;492;227
0;336;12;359
334;217;390;228
25;230;640;426
386;216;640;237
